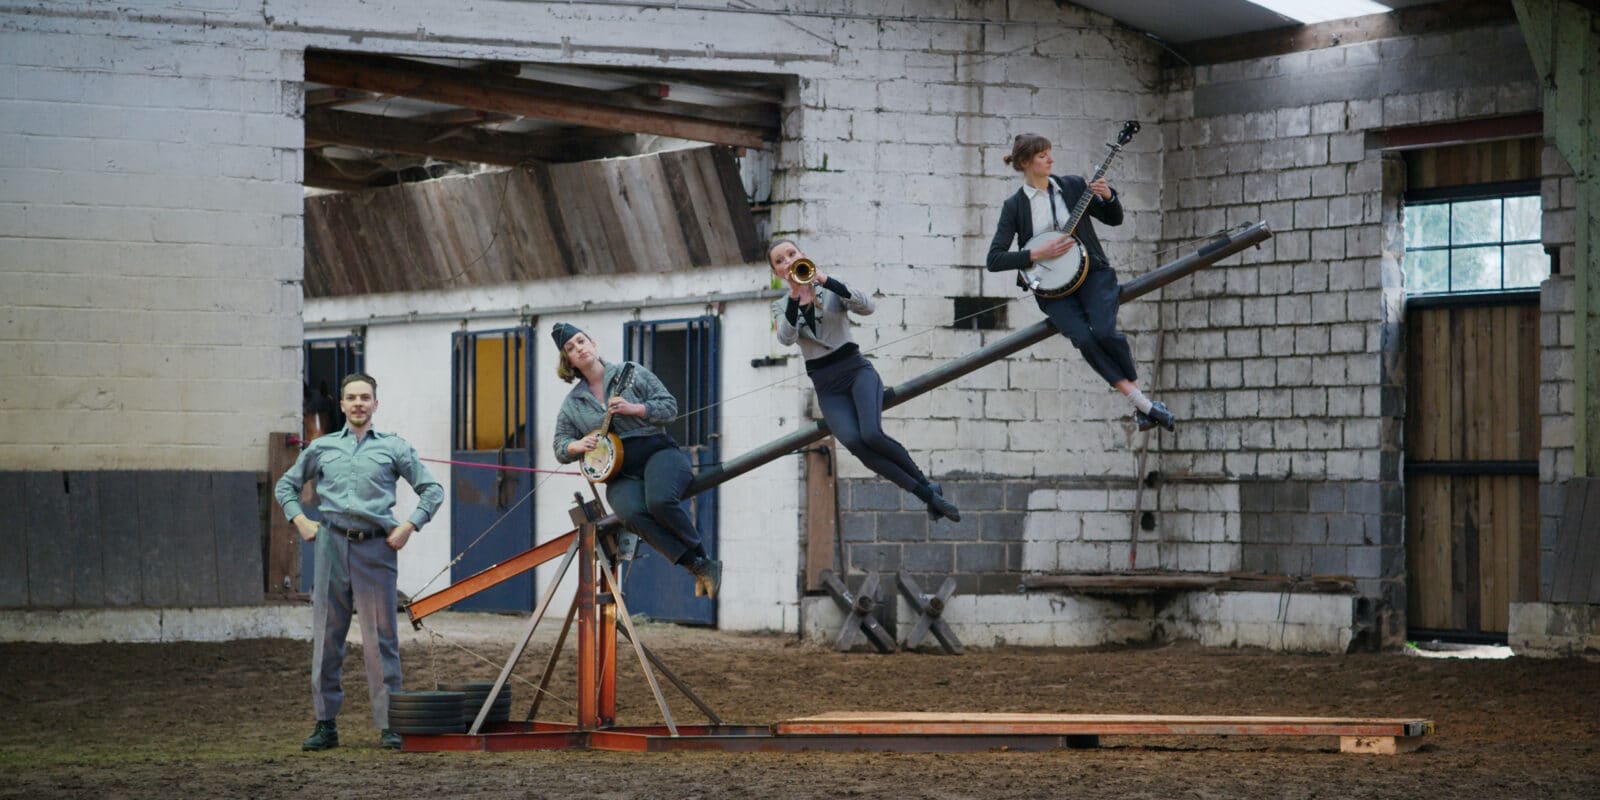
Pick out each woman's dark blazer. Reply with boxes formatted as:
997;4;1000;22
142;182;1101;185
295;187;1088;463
985;174;1124;275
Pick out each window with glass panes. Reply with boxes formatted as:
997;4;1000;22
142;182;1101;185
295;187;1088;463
1403;192;1544;294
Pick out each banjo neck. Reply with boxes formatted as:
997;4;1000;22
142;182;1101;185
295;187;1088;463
1056;142;1123;237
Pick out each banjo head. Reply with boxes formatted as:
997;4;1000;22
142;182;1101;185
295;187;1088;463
1023;232;1089;296
581;438;617;481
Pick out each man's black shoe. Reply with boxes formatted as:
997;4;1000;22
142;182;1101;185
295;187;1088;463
380;729;403;750
302;720;338;751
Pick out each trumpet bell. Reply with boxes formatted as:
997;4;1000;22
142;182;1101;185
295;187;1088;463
790;258;817;284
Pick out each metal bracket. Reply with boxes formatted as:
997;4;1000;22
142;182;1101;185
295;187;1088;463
819;570;896;654
896;572;962;655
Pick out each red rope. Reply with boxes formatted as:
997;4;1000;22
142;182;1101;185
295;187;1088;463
421;456;583;476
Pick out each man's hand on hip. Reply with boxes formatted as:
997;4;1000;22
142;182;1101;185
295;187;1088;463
292;514;320;542
387;522;416;551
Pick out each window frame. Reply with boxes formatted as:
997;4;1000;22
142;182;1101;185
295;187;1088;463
1402;179;1545;296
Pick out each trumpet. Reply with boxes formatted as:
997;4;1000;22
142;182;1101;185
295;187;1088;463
788;257;819;286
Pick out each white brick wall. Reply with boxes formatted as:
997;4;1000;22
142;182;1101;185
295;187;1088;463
0;8;303;470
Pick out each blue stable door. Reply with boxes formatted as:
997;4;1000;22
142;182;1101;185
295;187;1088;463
622;316;720;625
446;327;536;612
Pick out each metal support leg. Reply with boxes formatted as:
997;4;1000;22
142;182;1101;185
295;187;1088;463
467;537;580;735
597;545;679;736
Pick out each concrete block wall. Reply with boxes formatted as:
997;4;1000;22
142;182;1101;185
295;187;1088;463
1155;20;1541;641
0;4;305;472
1537;145;1578;600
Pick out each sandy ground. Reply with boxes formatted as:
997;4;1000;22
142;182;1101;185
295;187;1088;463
2;612;1598;799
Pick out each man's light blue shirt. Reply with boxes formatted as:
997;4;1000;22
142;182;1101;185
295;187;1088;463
275;426;444;531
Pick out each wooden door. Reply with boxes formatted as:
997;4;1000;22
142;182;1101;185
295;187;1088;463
1404;298;1541;638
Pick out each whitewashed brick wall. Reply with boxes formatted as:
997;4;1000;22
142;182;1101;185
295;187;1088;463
1;3;304;470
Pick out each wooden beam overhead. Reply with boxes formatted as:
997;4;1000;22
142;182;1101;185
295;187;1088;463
306;87;382;107
403;108;516;127
305;107;567;166
518;62;785;105
304;153;382;192
305;50;771;149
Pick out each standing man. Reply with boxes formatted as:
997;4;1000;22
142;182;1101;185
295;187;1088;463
275;373;443;751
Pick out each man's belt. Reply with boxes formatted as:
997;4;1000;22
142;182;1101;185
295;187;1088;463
326;521;384;542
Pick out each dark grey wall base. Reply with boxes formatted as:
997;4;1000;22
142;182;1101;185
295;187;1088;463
1;470;265;609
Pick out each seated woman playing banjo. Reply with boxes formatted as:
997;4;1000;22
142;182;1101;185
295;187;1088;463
551;323;722;598
986;132;1175;432
768;240;961;522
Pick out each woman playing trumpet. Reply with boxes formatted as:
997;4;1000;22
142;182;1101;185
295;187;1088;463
768;240;960;521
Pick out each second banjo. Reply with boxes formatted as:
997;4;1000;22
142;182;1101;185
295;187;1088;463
1020;120;1140;299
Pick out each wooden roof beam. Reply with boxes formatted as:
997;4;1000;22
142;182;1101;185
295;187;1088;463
306;107;566;166
305;50;771;149
304;153;384;192
306;87;383;107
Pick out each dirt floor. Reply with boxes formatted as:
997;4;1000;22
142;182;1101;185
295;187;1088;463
2;615;1598;800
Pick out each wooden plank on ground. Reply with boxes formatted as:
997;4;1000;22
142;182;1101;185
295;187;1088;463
777;712;1435;751
0;473;29;607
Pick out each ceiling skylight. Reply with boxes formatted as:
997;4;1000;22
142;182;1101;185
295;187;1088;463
1246;0;1391;24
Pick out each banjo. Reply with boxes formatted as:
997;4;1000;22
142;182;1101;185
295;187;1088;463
1020;120;1140;299
579;362;636;484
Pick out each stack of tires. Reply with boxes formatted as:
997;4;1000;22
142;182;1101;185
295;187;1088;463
441;681;512;728
387;690;467;736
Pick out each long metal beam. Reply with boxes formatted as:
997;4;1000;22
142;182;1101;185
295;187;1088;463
685;221;1273;497
405;221;1270;621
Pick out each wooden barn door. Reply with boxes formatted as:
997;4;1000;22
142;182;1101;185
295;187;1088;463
1404;295;1541;640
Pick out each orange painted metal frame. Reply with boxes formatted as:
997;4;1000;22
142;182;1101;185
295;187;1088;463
406;529;578;626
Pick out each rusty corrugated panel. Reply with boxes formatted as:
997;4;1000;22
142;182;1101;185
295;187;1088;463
304;146;758;298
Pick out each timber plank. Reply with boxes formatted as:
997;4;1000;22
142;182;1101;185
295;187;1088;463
684;145;743;265
177;472;222;606
0;473;29;607
708;145;763;262
138;472;184;607
213;472;265;606
64;470;105;607
778;712;1435;745
97;472;144;606
1477;475;1504;633
23;472;72;607
1516;475;1539;602
1580;479;1600;605
658;149;713;266
1452;475;1477;632
1548;478;1588;601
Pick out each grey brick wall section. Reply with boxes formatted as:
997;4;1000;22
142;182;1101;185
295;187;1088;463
840;476;1137;596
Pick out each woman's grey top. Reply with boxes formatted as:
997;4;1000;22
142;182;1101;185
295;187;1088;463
771;276;875;362
552;360;678;464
